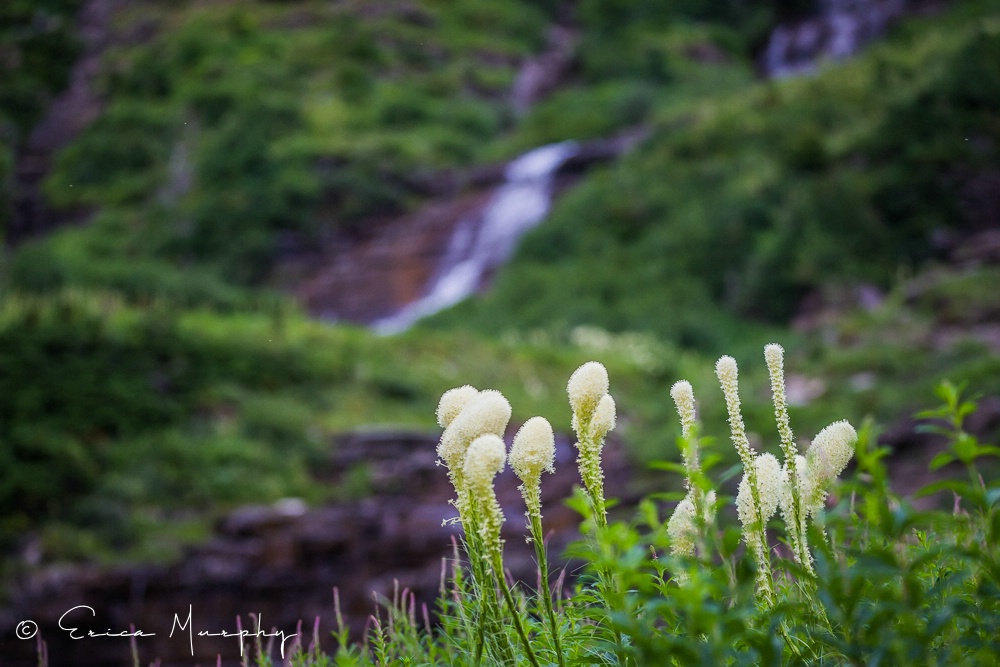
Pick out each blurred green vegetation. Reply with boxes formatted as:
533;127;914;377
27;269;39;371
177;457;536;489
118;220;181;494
0;288;692;566
28;0;549;284
436;4;1000;345
0;0;998;572
0;0;81;233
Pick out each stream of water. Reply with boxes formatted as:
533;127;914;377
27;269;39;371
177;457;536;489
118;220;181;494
373;140;578;334
374;0;914;333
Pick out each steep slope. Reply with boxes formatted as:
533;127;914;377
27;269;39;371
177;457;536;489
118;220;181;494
431;1;1000;348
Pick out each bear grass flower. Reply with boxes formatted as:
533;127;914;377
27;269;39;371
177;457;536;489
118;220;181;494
764;343;813;572
437;389;511;478
463;434;507;561
567;361;615;528
509;416;565;667
807;420;856;491
666;379;716;564
737;453;785;531
590;394;617;440
436;387;511;533
717;353;779;603
510;416;556;492
785;420;858;520
667;490;717;558
567;361;609;428
670;381;697;444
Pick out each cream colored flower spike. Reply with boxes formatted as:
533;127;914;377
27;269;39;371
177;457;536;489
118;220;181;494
510;417;556;484
437;389;512;471
670;380;697;440
807;420;857;485
567;361;609;417
754;453;787;520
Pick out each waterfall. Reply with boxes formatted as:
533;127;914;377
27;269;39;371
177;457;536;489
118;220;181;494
762;0;908;78
374;140;579;334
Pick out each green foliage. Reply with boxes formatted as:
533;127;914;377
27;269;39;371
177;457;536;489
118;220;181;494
210;374;1000;667
441;4;1000;343
0;288;702;568
0;0;80;136
0;0;80;234
0;290;332;563
30;0;547;286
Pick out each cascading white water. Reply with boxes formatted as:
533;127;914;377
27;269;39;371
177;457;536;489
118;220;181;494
374;140;579;334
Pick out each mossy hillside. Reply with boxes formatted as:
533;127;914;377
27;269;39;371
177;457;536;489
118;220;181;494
26;0;550;285
437;4;1000;344
7;0;798;296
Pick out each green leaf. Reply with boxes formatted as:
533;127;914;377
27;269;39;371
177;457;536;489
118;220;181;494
915;479;970;498
929;451;955;471
648;460;687;475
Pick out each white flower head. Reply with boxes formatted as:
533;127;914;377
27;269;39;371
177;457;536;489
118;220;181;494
736;474;754;530
764;343;784;375
589;394;616;439
436;385;479;428
510;416;555;484
667;495;697;557
568;361;609;419
754;453;786;520
716;355;754;466
670;380;697;440
463;434;507;560
807;420;856;485
437;389;512;471
736;453;785;532
667;490;717;557
463;434;507;491
764;343;797;460
715;355;739;392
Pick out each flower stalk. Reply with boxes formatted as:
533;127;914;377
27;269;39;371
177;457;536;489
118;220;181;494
510;417;565;667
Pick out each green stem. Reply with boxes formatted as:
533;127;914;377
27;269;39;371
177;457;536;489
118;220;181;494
529;510;566;667
464;516;513;665
492;555;542;667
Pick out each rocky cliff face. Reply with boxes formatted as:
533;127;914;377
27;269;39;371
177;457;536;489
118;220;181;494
0;429;637;667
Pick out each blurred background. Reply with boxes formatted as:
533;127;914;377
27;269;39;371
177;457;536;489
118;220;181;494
1;0;999;664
